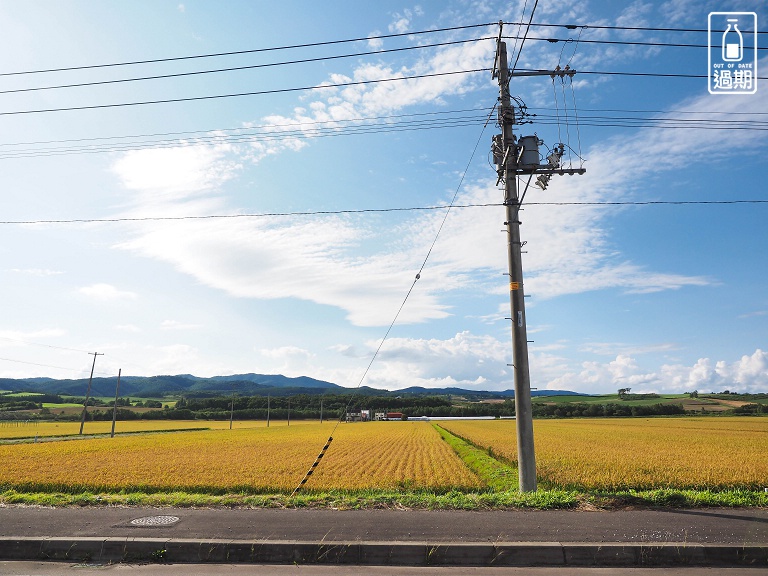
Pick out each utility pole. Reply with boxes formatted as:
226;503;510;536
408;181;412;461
79;352;103;435
110;368;121;438
229;382;235;430
267;394;270;428
494;38;537;492
491;28;585;492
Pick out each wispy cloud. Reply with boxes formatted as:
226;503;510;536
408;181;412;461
365;331;511;390
0;328;67;348
78;283;138;302
107;27;767;328
160;320;201;331
5;268;63;276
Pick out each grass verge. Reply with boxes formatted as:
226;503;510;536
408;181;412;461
1;488;765;509
432;423;518;491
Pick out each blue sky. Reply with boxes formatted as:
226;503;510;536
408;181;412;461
0;0;765;394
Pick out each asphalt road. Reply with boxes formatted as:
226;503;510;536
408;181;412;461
1;507;766;543
1;507;766;568
0;561;765;575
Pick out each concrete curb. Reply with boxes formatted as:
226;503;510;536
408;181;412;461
0;538;766;567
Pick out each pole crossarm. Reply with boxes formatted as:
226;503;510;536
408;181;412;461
507;67;577;78
517;167;586;175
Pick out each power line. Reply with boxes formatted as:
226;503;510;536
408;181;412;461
0;336;92;354
0;108;764;161
3;19;762;81
292;102;498;496
0;23;496;78
505;35;768;50
0;38;489;96
0;68;489;117
3;200;767;227
0;204;502;226
527;200;768;206
1;104;760;149
504;21;768;34
0;107;491;147
0;63;763;118
0;113;491;160
6;112;765;161
572;69;767;80
0;356;84;373
530;106;768;116
510;0;540;73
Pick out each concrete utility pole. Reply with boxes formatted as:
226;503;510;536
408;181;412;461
494;40;537;492
491;31;586;492
79;352;103;435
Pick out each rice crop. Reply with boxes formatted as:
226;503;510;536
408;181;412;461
0;421;479;493
438;417;768;490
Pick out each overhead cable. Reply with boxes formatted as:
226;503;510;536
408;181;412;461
0;38;490;96
0;23;496;77
504;21;768;34
0;68;489;117
3;200;768;227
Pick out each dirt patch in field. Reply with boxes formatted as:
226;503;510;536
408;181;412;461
681;400;730;412
708;398;752;408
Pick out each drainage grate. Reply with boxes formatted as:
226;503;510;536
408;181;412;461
130;515;180;526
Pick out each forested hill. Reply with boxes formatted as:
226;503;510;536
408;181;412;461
0;373;343;398
0;373;584;400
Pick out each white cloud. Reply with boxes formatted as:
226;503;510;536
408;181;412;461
580;342;680;356
108;41;767;329
118;214;451;327
260;346;313;361
0;328;67;348
544;349;768;394
5;268;63;276
111;143;240;205
363;331;511;389
160;320;201;331
388;8;421;34
367;31;384;50
78;283;137;302
259;346;315;374
660;349;768;393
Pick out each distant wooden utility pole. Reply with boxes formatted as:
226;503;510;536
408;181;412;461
79;352;103;435
229;382;236;430
267;394;270;427
110;369;121;438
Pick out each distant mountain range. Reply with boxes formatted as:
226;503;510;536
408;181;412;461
0;373;587;399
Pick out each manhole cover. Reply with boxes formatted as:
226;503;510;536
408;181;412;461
130;515;180;526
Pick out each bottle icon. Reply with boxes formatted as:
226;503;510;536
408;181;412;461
722;18;743;61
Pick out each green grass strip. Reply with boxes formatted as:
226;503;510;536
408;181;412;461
2;488;765;509
432;423;518;491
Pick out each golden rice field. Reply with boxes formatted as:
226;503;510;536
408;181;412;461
0;421;480;493
1;417;766;494
0;419;301;440
439;417;768;491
